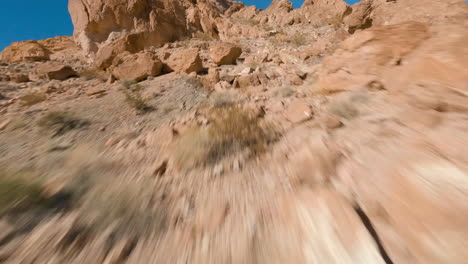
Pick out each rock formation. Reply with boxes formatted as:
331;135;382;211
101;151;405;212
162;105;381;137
0;0;468;263
68;0;233;55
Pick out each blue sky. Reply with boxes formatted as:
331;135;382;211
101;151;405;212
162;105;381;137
0;0;360;52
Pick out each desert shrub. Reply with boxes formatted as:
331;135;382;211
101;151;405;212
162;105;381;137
289;32;307;47
241;18;260;26
273;86;295;98
121;79;138;89
37;111;89;136
173;106;278;170
0;175;48;214
79;67;107;81
19;92;47;106
0;170;70;216
64;160;166;239
123;89;152;113
263;25;274;31
328;99;360;120
210;91;241;108
193;31;214;41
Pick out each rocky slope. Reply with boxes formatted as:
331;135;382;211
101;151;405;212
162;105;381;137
1;0;468;263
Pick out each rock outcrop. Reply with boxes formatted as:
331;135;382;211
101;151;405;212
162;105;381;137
1;0;468;263
68;0;233;55
344;0;468;33
0;40;50;63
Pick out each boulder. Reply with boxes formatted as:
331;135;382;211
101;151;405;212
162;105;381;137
164;48;203;74
255;189;386;264
338;130;468;263
343;0;373;33
314;22;430;94
210;43;242;66
112;52;163;81
0;40;49;62
94;43;117;69
36;62;77;81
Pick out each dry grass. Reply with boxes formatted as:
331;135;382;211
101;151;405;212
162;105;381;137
193;31;215;41
263;25;274;31
72;172;165;238
19;92;47;106
124;90;152;113
37;111;89;136
289;32;307;47
121;79;138;89
0;173;49;215
328;100;359;120
210;91;241;108
270;30;307;47
173;106;278;170
242;18;260;26
273;86;295;98
121;82;153;113
61;152;167;239
79;67;107;82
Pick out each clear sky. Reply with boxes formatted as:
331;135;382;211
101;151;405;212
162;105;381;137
0;0;361;52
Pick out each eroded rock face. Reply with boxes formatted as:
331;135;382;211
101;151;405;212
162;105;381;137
227;0;351;27
0;41;50;63
314;22;431;94
344;0;468;33
68;0;232;54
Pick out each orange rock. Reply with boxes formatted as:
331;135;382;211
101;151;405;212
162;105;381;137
164;48;203;74
0;40;50;63
112;52;162;81
209;42;242;66
68;0;232;54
